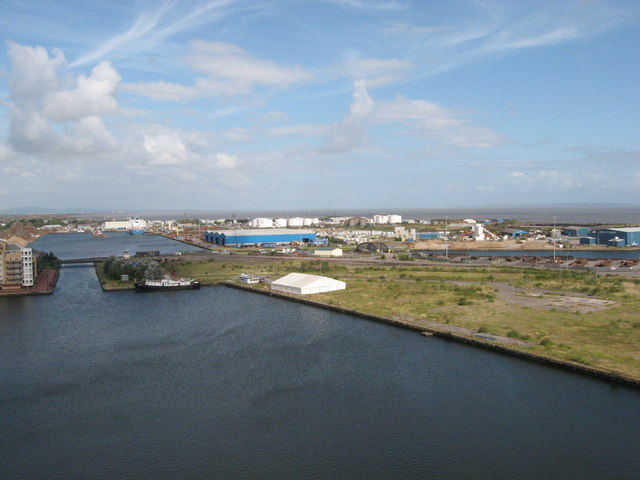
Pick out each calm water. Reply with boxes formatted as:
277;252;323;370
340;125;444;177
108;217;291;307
2;236;640;479
29;232;205;260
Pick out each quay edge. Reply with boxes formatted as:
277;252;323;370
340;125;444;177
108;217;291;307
223;282;640;390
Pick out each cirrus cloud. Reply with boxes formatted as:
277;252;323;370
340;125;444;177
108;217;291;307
122;40;313;101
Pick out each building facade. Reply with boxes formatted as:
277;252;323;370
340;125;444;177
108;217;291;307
589;228;640;246
563;226;591;237
0;239;37;288
103;217;147;231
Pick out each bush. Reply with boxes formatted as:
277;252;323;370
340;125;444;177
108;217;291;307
457;296;471;306
507;330;532;341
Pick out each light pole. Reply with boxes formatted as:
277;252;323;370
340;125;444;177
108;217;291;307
445;216;449;260
553;216;557;263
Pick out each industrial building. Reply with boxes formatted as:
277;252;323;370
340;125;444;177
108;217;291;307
588;227;640;247
314;248;343;257
238;273;261;284
103;216;147;231
417;232;440;240
0;239;36;289
563;226;591;237
373;214;402;224
580;237;596;245
271;273;346;295
204;228;316;246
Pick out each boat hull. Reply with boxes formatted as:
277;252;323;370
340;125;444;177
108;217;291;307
134;281;200;291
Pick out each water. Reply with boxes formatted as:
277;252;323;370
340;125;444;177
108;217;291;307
29;232;205;260
2;237;639;479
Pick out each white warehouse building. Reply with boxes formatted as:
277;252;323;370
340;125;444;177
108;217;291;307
271;273;346;295
103;216;147;231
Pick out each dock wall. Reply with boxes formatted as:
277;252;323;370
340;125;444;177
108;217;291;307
223;282;640;390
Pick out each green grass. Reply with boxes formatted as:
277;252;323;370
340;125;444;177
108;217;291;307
144;257;640;381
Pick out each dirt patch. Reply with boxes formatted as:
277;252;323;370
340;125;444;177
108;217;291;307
494;283;614;313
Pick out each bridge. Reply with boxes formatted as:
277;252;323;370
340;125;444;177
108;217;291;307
60;257;109;264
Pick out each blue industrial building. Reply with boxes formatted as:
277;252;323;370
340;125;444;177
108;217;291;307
589;227;640;247
563;226;591;237
310;238;329;246
204;228;316;246
417;232;440;240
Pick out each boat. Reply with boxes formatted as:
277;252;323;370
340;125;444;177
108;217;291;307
134;276;200;291
129;228;145;235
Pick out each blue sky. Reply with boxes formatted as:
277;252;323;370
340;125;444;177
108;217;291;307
0;0;638;211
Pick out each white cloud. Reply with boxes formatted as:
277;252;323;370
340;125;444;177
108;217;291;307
6;43;120;157
42;62;120;122
341;57;412;88
322;79;374;153
69;0;238;68
65;116;118;153
322;80;503;153
6;42;65;105
0;143;14;162
409;1;632;77
213;153;238;169
376;96;504;148
143;133;188;166
122;41;313;100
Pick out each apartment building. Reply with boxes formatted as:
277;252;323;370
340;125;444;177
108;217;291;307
0;239;37;288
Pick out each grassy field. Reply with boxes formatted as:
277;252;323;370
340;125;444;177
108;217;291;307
102;256;640;381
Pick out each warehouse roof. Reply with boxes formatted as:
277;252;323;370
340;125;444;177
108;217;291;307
606;227;640;233
271;273;346;295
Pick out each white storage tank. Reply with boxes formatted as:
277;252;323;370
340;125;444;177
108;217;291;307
255;218;274;228
274;218;288;228
303;218;315;226
288;217;304;227
388;215;402;224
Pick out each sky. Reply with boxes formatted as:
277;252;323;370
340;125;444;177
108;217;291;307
0;0;639;212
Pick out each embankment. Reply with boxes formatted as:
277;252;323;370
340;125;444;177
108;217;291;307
224;282;640;390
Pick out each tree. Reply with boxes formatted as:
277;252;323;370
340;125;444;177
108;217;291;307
143;261;163;280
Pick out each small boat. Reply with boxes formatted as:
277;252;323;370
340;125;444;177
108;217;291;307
135;276;200;291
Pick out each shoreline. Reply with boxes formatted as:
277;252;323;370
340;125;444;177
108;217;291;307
79;261;640;389
223;282;640;390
